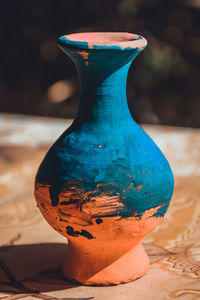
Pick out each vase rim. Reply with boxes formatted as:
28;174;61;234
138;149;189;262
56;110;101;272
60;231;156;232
58;32;147;51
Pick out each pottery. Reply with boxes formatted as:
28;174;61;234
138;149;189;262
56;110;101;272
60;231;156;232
34;32;174;286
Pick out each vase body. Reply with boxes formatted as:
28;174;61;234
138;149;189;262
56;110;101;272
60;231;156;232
35;33;174;286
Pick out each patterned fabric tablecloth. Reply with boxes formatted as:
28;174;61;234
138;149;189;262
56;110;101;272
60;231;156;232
0;113;200;300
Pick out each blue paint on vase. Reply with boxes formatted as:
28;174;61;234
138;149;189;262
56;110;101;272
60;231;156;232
36;34;174;220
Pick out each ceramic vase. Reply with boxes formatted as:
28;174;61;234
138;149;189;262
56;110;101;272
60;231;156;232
35;32;174;286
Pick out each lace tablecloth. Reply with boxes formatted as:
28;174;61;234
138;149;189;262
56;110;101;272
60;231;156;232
0;114;200;300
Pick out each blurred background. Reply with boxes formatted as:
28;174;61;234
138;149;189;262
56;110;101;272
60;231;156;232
0;0;199;127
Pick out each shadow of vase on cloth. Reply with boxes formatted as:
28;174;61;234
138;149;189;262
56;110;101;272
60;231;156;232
34;32;174;286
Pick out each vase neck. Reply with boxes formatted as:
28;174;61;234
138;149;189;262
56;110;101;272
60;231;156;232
59;45;142;128
77;61;132;127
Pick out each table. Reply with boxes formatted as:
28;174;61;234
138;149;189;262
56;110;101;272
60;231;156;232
0;113;200;300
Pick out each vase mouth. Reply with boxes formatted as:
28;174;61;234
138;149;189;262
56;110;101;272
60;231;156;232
58;32;147;51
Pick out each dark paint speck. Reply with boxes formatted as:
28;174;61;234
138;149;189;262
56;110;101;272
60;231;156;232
96;218;103;224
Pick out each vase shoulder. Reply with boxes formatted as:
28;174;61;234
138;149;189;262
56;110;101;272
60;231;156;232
36;120;174;218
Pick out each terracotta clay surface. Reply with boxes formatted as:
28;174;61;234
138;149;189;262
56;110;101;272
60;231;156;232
0;114;200;299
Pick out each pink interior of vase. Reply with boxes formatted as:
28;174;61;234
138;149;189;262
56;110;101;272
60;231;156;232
67;32;138;42
63;32;147;50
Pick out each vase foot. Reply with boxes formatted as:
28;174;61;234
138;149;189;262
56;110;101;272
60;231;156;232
62;241;149;286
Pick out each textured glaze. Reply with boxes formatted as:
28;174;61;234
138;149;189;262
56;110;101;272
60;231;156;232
34;32;174;285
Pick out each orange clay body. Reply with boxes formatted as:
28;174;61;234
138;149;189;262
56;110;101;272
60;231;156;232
35;183;162;285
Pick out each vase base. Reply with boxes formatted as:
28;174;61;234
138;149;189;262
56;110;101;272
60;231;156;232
62;241;149;286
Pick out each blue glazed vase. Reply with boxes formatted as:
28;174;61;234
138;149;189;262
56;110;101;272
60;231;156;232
35;32;174;286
